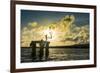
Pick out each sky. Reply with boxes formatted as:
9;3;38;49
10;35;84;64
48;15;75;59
21;10;89;27
21;10;90;47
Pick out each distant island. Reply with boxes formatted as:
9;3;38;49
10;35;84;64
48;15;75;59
49;43;89;48
21;43;89;49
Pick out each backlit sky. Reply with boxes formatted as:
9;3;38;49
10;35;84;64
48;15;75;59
21;10;89;27
21;10;90;47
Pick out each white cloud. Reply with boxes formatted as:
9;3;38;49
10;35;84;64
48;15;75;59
21;15;89;47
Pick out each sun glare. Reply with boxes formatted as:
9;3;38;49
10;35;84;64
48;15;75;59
43;28;57;41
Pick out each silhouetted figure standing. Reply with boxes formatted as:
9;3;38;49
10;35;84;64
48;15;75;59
45;42;50;60
30;41;36;61
39;39;44;61
45;35;50;60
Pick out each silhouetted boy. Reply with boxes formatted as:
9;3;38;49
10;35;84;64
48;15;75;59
45;42;50;60
39;39;44;61
44;35;50;60
30;41;36;61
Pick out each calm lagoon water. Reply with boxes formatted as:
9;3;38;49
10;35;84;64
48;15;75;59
21;48;89;63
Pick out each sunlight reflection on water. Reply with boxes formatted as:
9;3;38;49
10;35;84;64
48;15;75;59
21;48;89;63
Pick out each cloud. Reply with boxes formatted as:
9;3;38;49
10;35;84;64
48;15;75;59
21;15;89;47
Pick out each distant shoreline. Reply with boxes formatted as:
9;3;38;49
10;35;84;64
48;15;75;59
21;43;89;49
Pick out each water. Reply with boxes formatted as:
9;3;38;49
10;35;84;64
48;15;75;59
21;48;89;63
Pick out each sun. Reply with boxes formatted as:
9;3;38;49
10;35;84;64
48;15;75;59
43;28;57;41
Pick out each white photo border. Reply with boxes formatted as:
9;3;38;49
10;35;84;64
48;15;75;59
15;4;95;69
